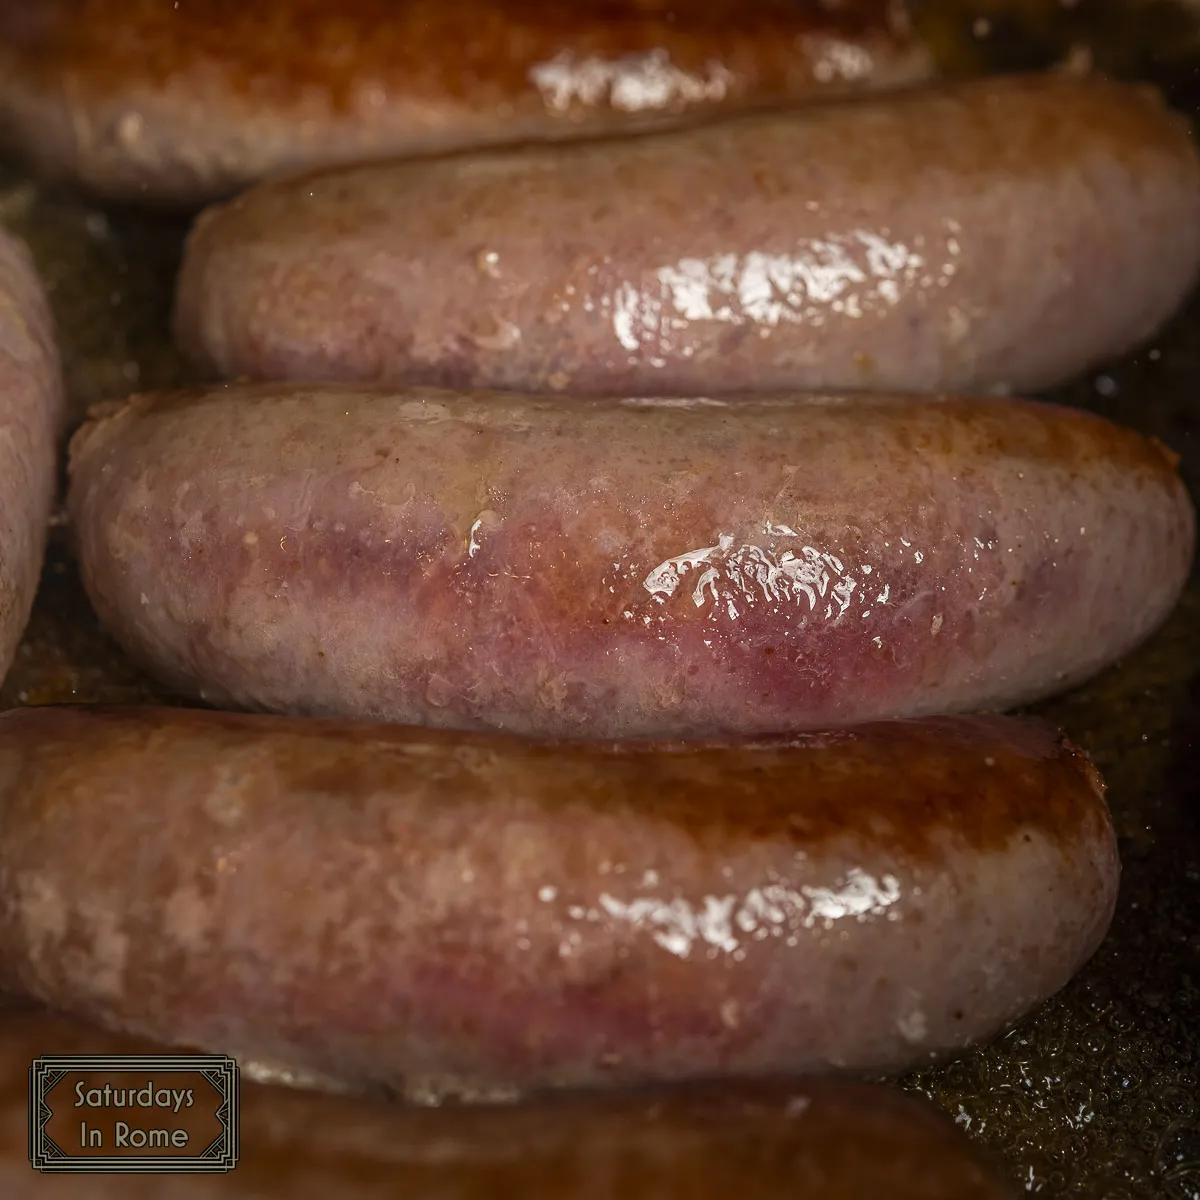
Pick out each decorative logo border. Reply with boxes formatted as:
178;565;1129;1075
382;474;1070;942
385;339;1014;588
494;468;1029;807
28;1055;239;1174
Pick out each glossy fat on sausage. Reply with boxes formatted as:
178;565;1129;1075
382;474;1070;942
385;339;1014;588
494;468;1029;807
3;1003;1018;1200
0;0;932;205
0;706;1118;1097
66;385;1194;739
0;229;62;687
0;1004;1016;1200
173;74;1200;397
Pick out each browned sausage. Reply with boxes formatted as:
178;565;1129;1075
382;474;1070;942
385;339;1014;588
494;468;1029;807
173;74;1200;396
0;1001;1016;1199
0;0;933;205
67;385;1194;738
0;706;1117;1098
0;228;62;687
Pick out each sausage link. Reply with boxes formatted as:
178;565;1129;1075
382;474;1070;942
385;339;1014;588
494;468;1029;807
174;74;1200;396
67;385;1194;738
0;1000;1016;1198
0;228;62;687
0;0;932;204
0;1001;1015;1198
0;706;1118;1097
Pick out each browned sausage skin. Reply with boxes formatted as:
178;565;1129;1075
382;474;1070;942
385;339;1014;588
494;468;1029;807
0;706;1117;1099
67;386;1194;739
0;229;62;687
174;74;1200;396
0;0;932;204
0;1002;1016;1199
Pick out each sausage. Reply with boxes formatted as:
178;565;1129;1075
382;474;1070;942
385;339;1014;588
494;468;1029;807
0;229;62;687
0;1003;1016;1200
66;385;1194;739
0;705;1118;1097
0;0;933;206
3;1002;1019;1200
172;74;1200;397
